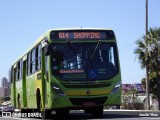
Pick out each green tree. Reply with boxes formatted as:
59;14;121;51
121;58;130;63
148;28;160;72
134;29;152;109
135;27;160;109
0;96;4;104
141;72;157;97
123;88;138;109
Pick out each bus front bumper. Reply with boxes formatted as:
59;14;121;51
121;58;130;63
50;92;121;109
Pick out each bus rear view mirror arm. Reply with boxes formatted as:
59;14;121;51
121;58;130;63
44;40;51;56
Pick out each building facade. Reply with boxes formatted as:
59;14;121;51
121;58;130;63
1;77;8;87
0;87;10;97
0;77;10;97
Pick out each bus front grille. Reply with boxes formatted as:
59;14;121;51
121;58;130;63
63;83;111;88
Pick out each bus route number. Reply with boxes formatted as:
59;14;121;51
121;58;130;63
59;32;69;39
58;32;101;39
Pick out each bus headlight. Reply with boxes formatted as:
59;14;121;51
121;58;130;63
51;84;65;96
111;81;121;94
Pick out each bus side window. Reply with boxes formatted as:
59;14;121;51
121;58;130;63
36;44;41;71
20;60;22;80
16;66;18;81
10;66;13;83
17;60;22;80
17;62;20;80
31;49;36;73
30;51;33;74
14;67;17;82
27;54;30;76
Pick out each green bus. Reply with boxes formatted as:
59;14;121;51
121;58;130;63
10;28;122;118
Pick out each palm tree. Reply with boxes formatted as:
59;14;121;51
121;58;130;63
148;28;160;110
134;27;160;110
134;33;151;110
134;27;160;70
0;96;4;104
148;28;160;72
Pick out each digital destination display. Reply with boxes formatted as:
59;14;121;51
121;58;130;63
50;30;114;40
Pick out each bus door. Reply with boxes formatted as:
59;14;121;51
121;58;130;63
35;43;48;109
12;65;17;107
44;55;49;107
41;45;47;109
22;56;27;108
40;39;49;108
35;44;44;109
10;66;15;107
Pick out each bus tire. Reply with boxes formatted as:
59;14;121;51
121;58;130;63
36;89;41;112
17;94;21;110
56;109;69;117
42;109;52;119
92;106;103;118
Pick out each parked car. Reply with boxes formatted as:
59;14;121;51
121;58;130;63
0;106;6;113
0;106;3;113
3;105;14;113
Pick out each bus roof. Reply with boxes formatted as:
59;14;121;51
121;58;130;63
48;28;113;32
12;32;47;66
12;28;113;66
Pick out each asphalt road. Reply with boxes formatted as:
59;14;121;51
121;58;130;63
0;110;160;120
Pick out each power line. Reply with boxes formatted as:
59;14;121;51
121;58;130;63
119;42;135;51
124;74;145;81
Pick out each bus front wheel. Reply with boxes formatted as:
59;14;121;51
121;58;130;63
36;89;41;112
85;106;103;118
92;106;103;118
17;94;21;110
56;109;69;117
42;109;53;119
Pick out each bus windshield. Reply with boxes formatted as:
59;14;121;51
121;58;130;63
51;42;119;81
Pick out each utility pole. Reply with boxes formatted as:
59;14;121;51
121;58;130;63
145;0;150;110
146;0;148;34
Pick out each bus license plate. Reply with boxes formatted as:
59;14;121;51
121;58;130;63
83;102;96;106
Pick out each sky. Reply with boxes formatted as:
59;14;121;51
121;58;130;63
0;0;160;86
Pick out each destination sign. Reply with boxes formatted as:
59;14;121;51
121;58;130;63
50;30;114;40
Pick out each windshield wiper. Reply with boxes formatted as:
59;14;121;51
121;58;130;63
90;40;102;59
66;40;84;68
66;40;78;55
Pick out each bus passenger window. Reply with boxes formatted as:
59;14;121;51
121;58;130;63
31;49;36;73
20;60;22;79
14;67;17;82
36;44;41;71
16;67;18;81
10;66;13;83
30;52;33;74
17;60;22;80
27;54;30;76
36;46;38;71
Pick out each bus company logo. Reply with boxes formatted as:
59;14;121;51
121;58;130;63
86;90;91;95
2;112;11;117
1;112;42;118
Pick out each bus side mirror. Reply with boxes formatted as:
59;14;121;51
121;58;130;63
44;44;51;56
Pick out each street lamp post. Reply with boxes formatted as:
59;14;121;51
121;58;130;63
145;0;150;110
146;0;148;34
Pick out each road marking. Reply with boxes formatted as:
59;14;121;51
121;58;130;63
2;118;31;120
149;118;160;119
142;117;160;119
